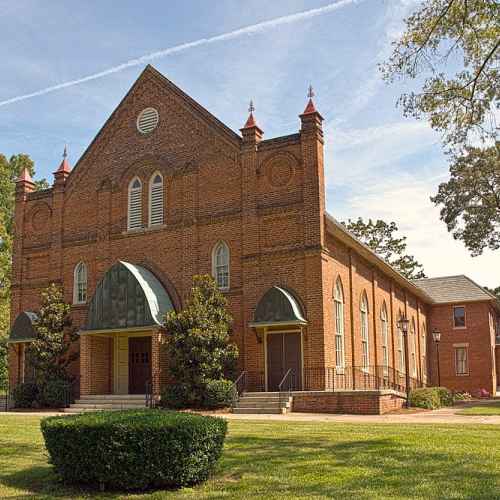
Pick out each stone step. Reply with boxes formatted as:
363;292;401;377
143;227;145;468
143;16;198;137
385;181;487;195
243;392;280;397
232;407;284;415
75;399;146;406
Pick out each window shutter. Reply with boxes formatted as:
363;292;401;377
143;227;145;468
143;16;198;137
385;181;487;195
149;177;164;226
128;181;142;230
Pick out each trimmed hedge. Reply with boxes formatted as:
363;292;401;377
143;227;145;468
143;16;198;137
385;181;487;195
41;409;227;491
409;386;454;409
12;381;40;408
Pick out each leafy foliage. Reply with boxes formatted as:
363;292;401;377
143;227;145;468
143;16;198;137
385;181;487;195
41;409;228;491
162;275;238;408
342;218;426;279
204;379;237;409
409;386;453;409
431;143;500;255
26;284;78;384
0;153;48;387
485;285;500;300
381;0;499;150
0;337;7;392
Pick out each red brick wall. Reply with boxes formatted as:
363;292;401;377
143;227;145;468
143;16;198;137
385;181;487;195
427;302;496;395
292;390;405;415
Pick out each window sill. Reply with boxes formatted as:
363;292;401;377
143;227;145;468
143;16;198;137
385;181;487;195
124;224;167;236
72;303;87;309
453;326;467;330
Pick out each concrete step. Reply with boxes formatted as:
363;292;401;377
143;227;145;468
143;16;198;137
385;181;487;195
232;407;284;415
65;404;146;413
243;392;280;397
70;403;147;410
235;399;290;409
79;394;146;400
75;399;146;406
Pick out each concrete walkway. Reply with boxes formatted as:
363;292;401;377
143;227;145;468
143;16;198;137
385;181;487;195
1;400;499;425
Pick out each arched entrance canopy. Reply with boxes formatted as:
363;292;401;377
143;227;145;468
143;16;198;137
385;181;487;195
8;311;38;343
84;261;174;332
249;286;307;328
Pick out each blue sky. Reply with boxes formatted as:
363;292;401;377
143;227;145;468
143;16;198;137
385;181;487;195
1;0;498;287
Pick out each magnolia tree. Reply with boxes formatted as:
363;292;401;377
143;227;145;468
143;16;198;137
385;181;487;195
27;283;78;384
162;275;238;408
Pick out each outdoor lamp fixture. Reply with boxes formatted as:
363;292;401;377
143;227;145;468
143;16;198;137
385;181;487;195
432;328;442;386
397;317;411;407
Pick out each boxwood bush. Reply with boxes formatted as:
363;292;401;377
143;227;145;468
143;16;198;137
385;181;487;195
204;379;236;409
12;381;39;408
409;386;454;409
41;409;227;491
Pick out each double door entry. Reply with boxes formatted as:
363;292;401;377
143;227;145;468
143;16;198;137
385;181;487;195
266;332;302;391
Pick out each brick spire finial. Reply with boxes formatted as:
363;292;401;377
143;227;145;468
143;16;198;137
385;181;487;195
54;145;71;175
303;84;317;115
242;100;258;129
18;167;33;184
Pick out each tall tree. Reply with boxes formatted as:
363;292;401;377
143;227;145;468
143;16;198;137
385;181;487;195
431;143;500;255
381;0;499;255
26;284;78;383
342;218;426;279
485;285;500;300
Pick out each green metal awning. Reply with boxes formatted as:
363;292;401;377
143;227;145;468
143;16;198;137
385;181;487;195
249;286;307;328
9;311;38;343
83;261;175;332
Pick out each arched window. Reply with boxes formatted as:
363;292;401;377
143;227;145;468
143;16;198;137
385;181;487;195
149;172;164;226
381;302;389;375
411;318;417;377
212;242;230;290
73;262;87;304
360;292;369;371
397;311;405;373
334;278;345;372
128;177;142;230
421;323;427;382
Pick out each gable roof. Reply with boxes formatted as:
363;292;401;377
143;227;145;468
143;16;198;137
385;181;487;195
66;65;241;188
324;213;433;304
413;275;500;310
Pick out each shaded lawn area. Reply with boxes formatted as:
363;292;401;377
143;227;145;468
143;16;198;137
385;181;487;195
456;400;500;416
0;415;499;499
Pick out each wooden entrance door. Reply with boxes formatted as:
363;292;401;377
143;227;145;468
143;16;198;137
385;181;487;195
266;332;302;391
128;337;151;394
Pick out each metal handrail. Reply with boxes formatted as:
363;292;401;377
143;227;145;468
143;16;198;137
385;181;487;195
231;371;247;405
278;368;294;406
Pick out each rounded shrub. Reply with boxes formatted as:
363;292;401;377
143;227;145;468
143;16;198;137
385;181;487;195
41;409;228;491
408;388;441;409
435;387;453;406
204;379;236;409
12;381;39;408
41;379;72;408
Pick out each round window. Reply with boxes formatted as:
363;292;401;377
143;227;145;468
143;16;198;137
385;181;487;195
136;107;159;134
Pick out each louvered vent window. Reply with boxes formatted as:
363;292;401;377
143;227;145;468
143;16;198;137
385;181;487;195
149;173;164;226
137;108;159;134
128;178;142;230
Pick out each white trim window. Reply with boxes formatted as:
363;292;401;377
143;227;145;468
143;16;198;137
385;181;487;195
421;324;427;382
381;303;389;376
149;172;164;226
334;278;345;373
213;241;230;290
411;319;417;377
398;313;405;373
455;346;468;375
360;293;369;371
73;262;87;304
128;177;143;230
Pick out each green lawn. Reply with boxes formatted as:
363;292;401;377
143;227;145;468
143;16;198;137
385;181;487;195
0;415;499;499
456;401;500;416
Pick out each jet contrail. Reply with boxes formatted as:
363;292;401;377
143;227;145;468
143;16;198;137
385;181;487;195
0;0;364;108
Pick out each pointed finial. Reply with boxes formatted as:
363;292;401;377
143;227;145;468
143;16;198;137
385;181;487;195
242;99;258;129
54;144;72;175
18;167;34;184
302;84;318;115
248;100;255;114
307;85;315;100
63;144;68;159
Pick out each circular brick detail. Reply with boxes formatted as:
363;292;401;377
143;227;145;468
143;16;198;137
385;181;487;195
267;158;293;187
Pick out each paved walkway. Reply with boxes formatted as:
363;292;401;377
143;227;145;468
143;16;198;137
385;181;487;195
1;400;499;425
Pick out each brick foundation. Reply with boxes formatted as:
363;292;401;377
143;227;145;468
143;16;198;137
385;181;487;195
291;390;406;415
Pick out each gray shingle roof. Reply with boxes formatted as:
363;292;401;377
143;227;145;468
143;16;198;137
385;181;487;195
413;275;496;304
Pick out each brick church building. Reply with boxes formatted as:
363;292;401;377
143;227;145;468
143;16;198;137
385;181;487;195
8;66;500;413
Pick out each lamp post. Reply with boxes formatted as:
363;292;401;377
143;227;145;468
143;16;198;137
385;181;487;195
432;328;441;387
398;317;410;408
